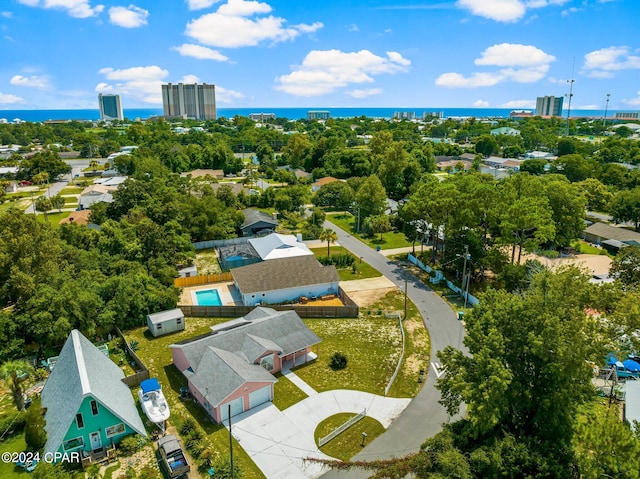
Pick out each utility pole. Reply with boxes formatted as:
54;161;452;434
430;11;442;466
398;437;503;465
565;58;576;136
460;245;469;303
229;404;235;479
603;93;611;129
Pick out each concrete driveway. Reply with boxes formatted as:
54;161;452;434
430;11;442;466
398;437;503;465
229;389;411;479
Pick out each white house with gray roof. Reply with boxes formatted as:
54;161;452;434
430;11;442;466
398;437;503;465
170;308;320;422
40;330;146;462
147;308;185;337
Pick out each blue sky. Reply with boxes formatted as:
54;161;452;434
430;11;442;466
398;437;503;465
1;0;639;110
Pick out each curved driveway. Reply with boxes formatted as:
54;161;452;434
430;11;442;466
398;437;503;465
320;220;466;478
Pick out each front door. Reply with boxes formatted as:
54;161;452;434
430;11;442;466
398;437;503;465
89;432;102;451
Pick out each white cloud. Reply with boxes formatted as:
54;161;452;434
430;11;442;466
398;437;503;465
1;11;13;18
275;50;410;97
185;0;323;48
625;92;640;107
172;44;229;61
475;43;556;67
582;46;640;78
501;99;536;108
96;65;169;104
17;0;104;18
436;43;554;87
108;5;148;28
216;85;245;103
185;0;221;10
457;0;569;22
347;88;383;98
436;72;504;88
577;104;599;110
10;74;49;88
561;6;580;16
0;92;25;104
473;99;489;107
347;23;359;32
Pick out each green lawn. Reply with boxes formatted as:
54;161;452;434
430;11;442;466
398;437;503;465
272;373;308;410
126;319;265;479
310;246;382;280
59;187;83;195
0;434;30;479
297;292;430;398
315;414;385;461
34;211;71;224
326;213;412;250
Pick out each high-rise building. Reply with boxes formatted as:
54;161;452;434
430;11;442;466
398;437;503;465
98;94;124;121
535;96;563;117
161;83;216;120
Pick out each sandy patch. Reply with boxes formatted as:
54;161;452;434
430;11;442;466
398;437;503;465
347;287;398;307
519;253;611;276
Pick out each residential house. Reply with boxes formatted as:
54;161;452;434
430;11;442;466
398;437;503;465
40;330;146;462
490;127;520;136
231;255;339;306
218;242;261;270
180;169;225;180
248;233;313;261
583;222;640;254
147;308;185;337
311;176;340;193
239;209;279;237
78;184;116;210
170;307;321;422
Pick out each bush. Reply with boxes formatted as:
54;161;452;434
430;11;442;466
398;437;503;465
118;434;147;455
329;352;348;370
318;253;355;269
0;410;27;438
179;417;197;436
24;397;47;451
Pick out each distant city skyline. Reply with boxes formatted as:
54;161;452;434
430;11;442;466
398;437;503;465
1;0;639;111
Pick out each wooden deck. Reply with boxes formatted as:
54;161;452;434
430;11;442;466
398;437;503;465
81;447;116;468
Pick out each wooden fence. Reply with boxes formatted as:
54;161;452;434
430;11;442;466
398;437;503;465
174;272;233;288
178;304;358;318
115;327;150;388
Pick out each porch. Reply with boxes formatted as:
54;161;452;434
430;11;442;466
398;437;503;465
81;446;117;469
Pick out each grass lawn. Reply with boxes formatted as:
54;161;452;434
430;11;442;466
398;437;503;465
34;211;71;224
310;246;382;281
0;434;30;478
63;197;78;205
326;213;412;250
573;240;611;257
194;248;222;274
125;318;265;479
272;373;308;410
59;187;83;195
297;291;429;398
315;414;385;461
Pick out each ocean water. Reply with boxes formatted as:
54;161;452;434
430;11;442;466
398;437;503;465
0;107;633;123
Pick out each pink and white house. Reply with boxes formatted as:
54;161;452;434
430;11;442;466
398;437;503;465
170;307;320;422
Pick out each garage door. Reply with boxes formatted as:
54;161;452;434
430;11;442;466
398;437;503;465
220;397;244;421
249;386;272;409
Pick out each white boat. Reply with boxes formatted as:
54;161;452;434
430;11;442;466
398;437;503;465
138;378;170;427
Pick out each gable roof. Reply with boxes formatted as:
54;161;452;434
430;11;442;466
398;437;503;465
240;209;278;230
584;222;640;243
248;233;312;261
172;308;320;406
147;308;184;325
41;330;146;454
232;255;339;294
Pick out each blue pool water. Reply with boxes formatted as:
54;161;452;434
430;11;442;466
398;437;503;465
195;289;222;306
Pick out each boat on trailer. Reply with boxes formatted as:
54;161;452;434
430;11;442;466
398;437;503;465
138;378;170;432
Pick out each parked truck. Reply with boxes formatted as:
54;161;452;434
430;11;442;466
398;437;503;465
157;434;190;478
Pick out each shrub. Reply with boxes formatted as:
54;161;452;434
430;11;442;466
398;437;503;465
0;410;27;438
24;397;47;451
329;352;348;370
118;434;147;455
179;417;197;436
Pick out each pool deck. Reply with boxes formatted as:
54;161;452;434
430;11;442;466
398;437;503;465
179;281;242;306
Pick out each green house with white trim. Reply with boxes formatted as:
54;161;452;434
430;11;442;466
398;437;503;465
41;330;147;463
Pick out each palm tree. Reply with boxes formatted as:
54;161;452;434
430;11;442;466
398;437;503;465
319;228;338;257
88;159;99;172
0;360;35;411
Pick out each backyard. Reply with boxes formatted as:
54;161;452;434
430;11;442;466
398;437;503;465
326;213;413;250
310;245;382;281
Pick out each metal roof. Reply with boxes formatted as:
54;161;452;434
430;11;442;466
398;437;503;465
147;308;184;325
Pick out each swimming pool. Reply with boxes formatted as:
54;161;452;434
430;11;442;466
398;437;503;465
195;289;223;306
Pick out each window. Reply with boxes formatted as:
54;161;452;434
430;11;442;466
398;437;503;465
105;423;125;438
63;437;84;451
176;318;182;324
76;413;84;429
157;324;162;329
260;354;274;371
90;400;98;416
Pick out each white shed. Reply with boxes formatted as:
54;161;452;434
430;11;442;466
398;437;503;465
147;308;185;337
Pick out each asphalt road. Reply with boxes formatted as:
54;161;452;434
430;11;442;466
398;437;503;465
23;180;69;214
320;221;466;479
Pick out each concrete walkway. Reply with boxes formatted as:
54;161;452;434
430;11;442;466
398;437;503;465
229;390;411;479
282;369;318;396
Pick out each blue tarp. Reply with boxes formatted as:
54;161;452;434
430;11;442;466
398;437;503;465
140;378;161;394
606;353;618;366
623;359;640;372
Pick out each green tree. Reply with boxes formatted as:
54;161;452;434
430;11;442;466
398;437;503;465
0;360;35;410
24;396;47;451
610;187;640;231
35;196;53;222
520;158;546;176
354;175;387;229
578;178;613;212
610;245;640;288
364;214;391;241
32;171;50;186
50;193;66;213
474;135;498;158
437;268;602;467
